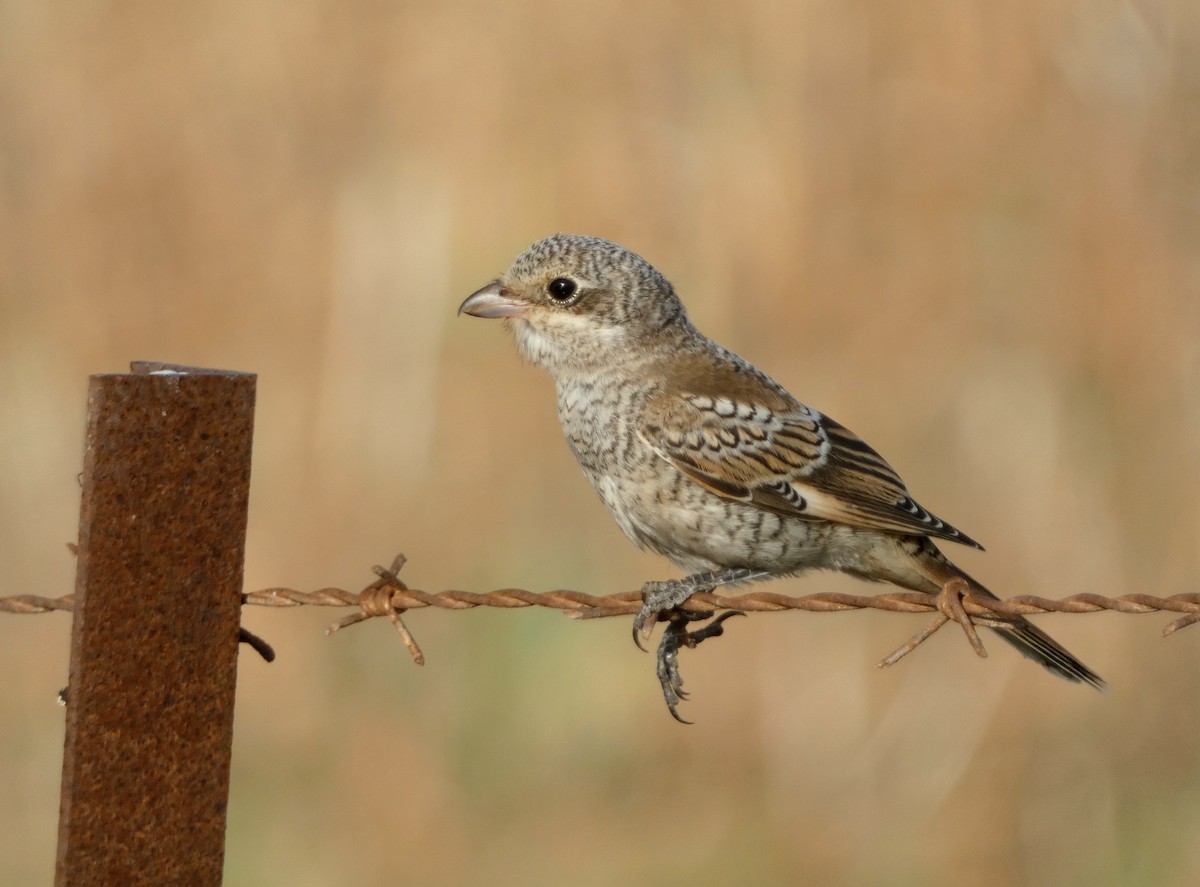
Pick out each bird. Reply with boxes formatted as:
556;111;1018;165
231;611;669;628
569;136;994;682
459;233;1105;719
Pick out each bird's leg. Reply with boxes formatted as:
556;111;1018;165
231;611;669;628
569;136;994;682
632;566;766;646
657;610;745;723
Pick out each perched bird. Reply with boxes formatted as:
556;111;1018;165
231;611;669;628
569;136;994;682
460;233;1104;719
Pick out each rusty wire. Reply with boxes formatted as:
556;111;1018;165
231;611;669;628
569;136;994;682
4;554;1199;668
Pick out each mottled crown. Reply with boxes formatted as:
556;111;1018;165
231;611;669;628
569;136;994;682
510;234;668;291
507;234;688;330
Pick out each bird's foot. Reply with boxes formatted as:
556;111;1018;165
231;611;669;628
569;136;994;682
632;567;766;721
632;567;767;649
656;609;745;724
633;577;704;649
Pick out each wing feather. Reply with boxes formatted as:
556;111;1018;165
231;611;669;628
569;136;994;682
639;391;982;549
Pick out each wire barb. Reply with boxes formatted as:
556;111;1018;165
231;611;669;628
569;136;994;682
875;577;993;668
324;554;425;665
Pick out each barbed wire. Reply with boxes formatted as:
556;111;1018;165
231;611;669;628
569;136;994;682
3;554;1198;670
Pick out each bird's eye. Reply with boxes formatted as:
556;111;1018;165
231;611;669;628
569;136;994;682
547;278;577;302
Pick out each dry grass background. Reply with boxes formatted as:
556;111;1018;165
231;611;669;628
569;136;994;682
2;1;1198;884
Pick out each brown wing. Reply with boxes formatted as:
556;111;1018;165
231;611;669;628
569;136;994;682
638;390;982;549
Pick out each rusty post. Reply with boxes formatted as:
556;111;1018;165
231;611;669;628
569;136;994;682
56;363;256;887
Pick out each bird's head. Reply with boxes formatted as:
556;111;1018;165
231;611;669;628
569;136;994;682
458;234;690;374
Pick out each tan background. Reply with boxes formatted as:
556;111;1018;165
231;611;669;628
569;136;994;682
2;1;1198;884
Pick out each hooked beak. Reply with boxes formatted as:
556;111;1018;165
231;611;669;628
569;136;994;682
458;281;528;319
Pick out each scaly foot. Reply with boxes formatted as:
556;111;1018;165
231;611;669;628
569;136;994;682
632;567;766;649
656;610;745;723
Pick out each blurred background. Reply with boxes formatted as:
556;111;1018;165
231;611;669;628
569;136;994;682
2;1;1198;884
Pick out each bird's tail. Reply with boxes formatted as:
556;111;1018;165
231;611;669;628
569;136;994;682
987;618;1106;690
911;540;1106;690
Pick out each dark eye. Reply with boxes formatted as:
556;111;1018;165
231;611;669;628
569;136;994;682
547;277;577;302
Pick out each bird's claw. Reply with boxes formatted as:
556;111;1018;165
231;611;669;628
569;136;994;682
633;568;764;649
632;568;764;720
633;577;702;650
655;610;745;723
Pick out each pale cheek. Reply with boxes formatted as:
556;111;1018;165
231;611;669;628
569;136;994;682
510;320;555;368
511;314;625;371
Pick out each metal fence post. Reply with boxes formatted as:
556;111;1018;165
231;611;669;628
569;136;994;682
55;363;256;886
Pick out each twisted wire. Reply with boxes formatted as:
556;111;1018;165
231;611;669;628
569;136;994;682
243;584;1200;627
5;556;1198;653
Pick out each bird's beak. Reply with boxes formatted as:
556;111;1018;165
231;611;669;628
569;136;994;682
458;282;528;319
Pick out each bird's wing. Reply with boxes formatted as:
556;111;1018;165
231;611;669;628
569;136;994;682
638;390;982;549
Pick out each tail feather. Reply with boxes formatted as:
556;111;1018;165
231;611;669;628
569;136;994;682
989;621;1107;691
